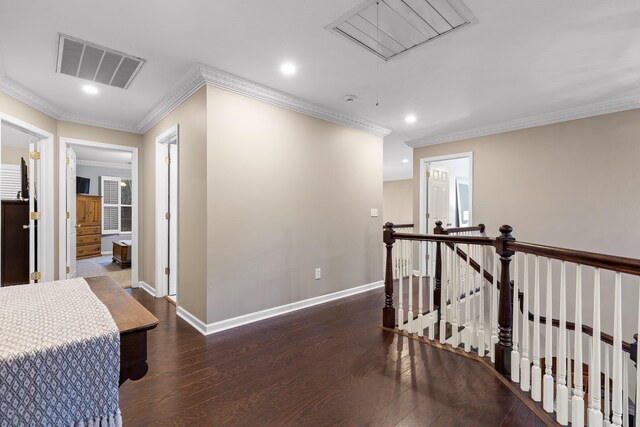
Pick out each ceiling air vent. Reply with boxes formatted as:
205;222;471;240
327;0;473;61
56;34;146;89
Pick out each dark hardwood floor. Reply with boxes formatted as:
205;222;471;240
120;285;543;426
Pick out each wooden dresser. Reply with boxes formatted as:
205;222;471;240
76;195;102;259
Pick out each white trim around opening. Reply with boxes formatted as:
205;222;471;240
0;113;55;282
58;137;139;286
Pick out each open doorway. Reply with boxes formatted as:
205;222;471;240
155;125;179;302
59;138;139;289
419;152;473;274
0;115;54;285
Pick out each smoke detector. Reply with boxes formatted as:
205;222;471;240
56;34;146;89
344;95;358;102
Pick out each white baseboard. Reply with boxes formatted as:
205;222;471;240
138;281;157;298
176;306;208;335
102;251;113;256
176;280;384;336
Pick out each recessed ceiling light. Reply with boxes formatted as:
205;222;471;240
405;114;416;124
280;62;297;76
82;84;99;95
402;159;409;163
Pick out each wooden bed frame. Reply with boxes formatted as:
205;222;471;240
85;276;158;386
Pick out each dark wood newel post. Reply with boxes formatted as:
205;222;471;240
434;221;444;316
494;225;515;375
383;222;396;328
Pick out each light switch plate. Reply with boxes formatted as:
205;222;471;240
315;268;321;280
370;208;379;217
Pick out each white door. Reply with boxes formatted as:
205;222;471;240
66;147;77;278
427;164;450;233
426;164;450;276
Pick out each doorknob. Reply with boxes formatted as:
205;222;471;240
22;224;29;230
76;224;82;228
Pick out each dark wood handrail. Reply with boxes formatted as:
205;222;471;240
387;223;414;229
507;241;640;276
391;232;494;246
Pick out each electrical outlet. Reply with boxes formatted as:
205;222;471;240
370;208;379;217
315;268;321;280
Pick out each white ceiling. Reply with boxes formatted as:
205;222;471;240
1;122;41;148
2;1;640;181
72;145;131;164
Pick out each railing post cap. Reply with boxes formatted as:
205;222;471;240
500;225;513;235
435;220;443;226
384;222;394;229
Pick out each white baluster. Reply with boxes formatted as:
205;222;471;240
589;268;603;427
532;256;542;402
605;346;611;427
557;261;569;424
408;241;414;333
573;265;585;427
622;356;628;427
439;243;447;344
398;239;404;330
567;335;573;421
520;254;531;392
464;244;471;352
612;273;622;427
543;258;554;412
491;251;498;363
452;244;460;347
428;242;435;340
512;253;520;383
418;241;424;337
478;245;485;357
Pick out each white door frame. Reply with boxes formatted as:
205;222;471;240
155;125;179;300
0;113;55;282
58;137;139;286
419;152;474;274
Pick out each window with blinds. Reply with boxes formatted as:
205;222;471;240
101;176;132;235
1;164;21;200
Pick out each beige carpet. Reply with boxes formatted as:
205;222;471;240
76;255;131;289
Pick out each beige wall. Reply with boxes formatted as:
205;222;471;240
141;86;208;320
1;146;29;165
413;108;640;339
206;85;383;323
383;179;413;225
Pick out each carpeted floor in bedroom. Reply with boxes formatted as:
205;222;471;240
76;255;131;289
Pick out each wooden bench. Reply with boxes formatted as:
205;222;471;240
86;276;158;386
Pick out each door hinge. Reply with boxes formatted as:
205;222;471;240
165;156;171;165
30;271;41;281
30;211;41;220
165;267;170;275
66;211;70;219
66;266;70;274
30;151;41;160
426;171;430;178
165;212;171;220
66;157;70;165
426;213;430;219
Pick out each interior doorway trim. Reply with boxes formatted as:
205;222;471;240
58;137;139;286
0;113;55;282
419;151;474;274
154;125;179;300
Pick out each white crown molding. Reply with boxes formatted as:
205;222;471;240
77;159;132;169
197;64;392;137
58;113;139;134
138;63;392;137
407;95;640;148
0;75;63;119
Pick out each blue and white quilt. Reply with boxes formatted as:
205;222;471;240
0;278;121;427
